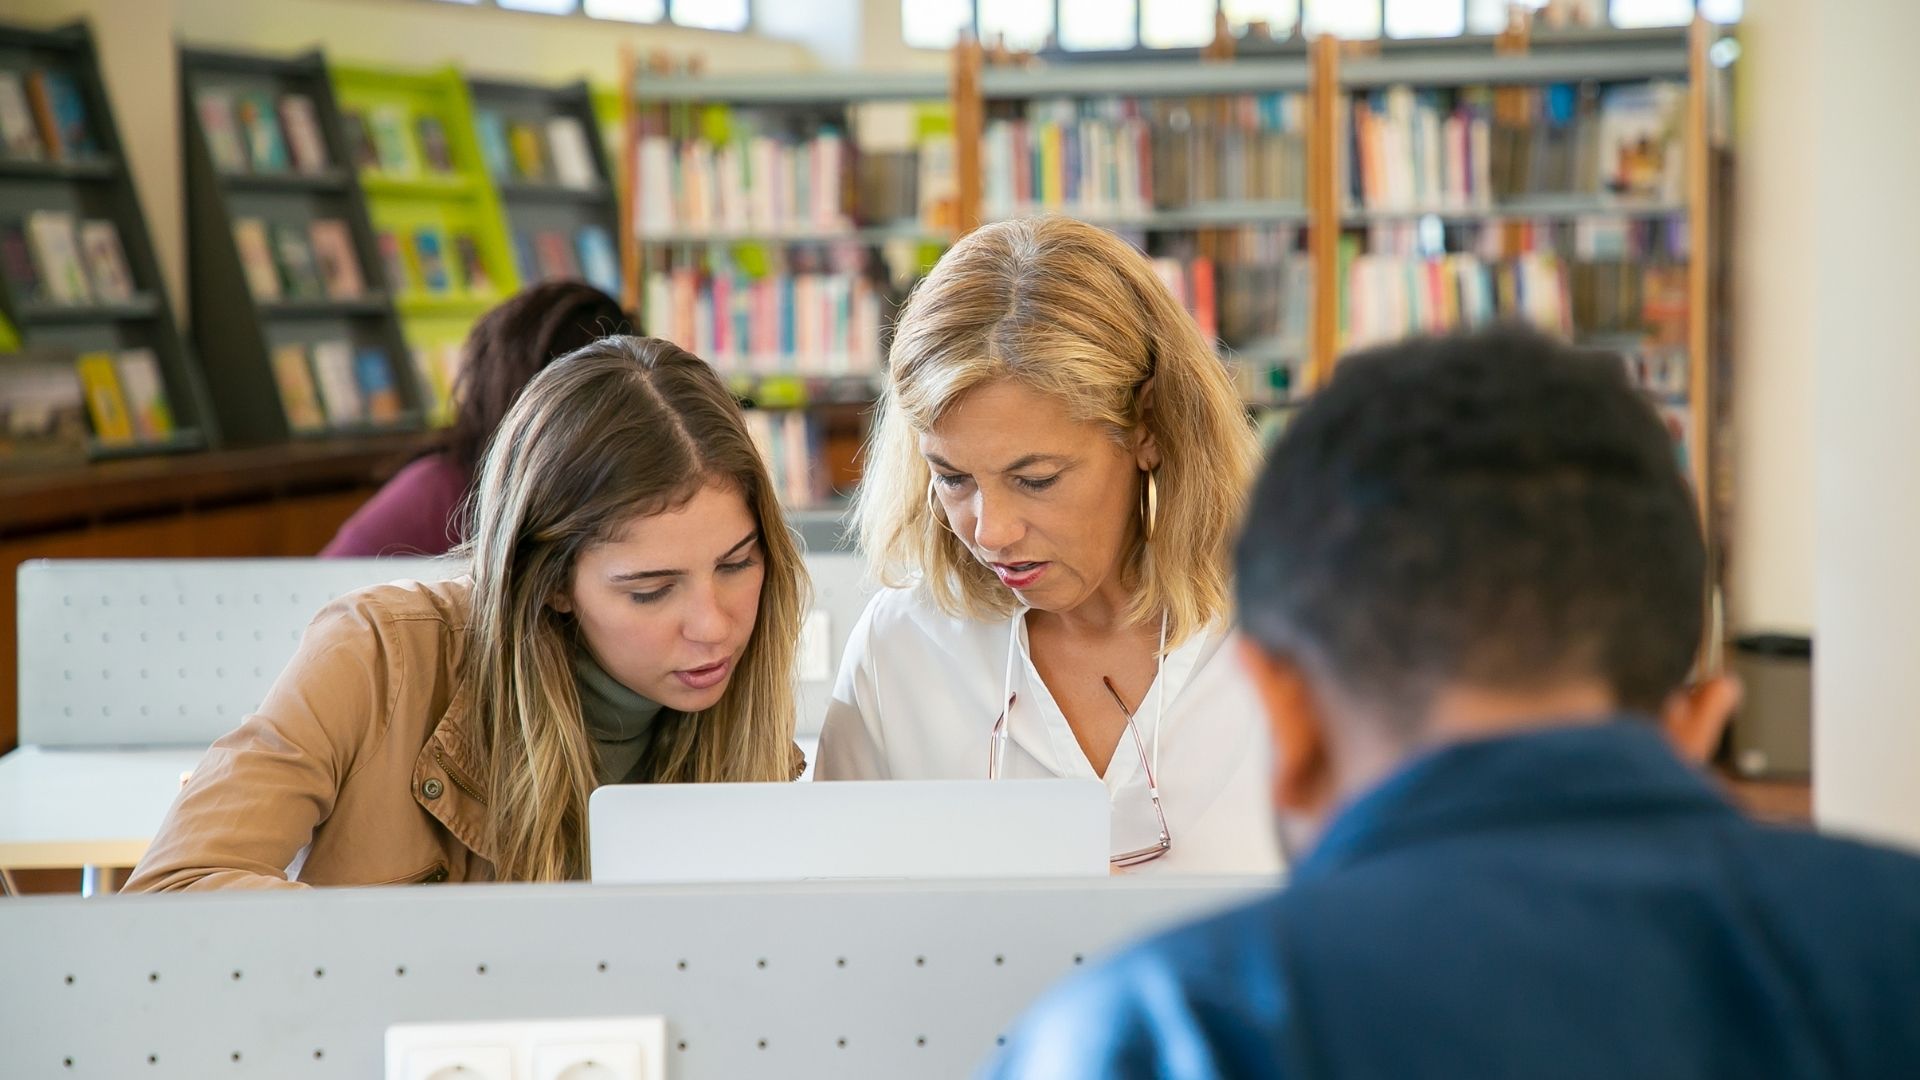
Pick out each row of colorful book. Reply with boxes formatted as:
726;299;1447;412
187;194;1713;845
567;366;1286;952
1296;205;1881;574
268;340;404;433
1341;81;1686;211
744;409;833;509
1341;250;1576;349
0;211;136;305
634;127;855;236
231;216;365;302
0;348;173;462
474;110;599;189
368;224;496;299
642;261;886;376
409;340;467;426
982;93;1308;220
511;224;619;296
196;88;331;176
0;66;99;162
343;105;461;177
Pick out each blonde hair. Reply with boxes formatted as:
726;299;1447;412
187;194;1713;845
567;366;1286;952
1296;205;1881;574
459;337;806;882
854;216;1260;647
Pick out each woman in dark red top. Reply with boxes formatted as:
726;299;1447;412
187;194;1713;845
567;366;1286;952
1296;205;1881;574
323;281;628;557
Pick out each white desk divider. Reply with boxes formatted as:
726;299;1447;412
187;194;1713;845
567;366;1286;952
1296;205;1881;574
0;876;1269;1078
17;557;465;747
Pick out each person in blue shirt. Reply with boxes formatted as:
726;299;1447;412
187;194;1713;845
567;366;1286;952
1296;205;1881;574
985;326;1920;1079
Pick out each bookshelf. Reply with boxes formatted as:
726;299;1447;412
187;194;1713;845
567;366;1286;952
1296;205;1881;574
180;45;418;445
329;62;520;425
0;20;216;462
1318;23;1713;509
622;63;956;510
466;76;622;300
975;49;1317;410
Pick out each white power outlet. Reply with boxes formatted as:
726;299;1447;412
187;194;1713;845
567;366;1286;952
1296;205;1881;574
386;1017;665;1080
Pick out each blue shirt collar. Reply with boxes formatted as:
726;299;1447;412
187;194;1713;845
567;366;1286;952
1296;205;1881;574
1293;719;1737;884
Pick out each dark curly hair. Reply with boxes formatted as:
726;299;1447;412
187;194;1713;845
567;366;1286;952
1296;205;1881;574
1235;324;1704;731
442;280;631;474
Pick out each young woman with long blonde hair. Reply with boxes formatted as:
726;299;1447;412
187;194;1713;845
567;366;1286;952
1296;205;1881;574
128;336;807;889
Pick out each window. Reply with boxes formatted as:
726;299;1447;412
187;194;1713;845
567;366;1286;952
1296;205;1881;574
979;0;1056;51
1060;0;1139;51
419;0;748;31
1303;0;1381;39
1386;0;1464;38
584;0;664;18
903;0;1737;51
1142;0;1217;48
1221;0;1299;36
904;0;974;49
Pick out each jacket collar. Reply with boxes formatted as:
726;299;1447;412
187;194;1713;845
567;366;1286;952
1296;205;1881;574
1293;719;1737;885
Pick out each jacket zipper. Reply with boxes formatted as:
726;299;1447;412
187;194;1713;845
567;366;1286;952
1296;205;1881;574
433;748;488;805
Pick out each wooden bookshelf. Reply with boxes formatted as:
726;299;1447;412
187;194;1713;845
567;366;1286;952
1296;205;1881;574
0;20;217;461
179;45;418;445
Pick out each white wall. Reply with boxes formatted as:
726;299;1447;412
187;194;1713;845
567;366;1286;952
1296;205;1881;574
1805;0;1920;850
1727;1;1814;636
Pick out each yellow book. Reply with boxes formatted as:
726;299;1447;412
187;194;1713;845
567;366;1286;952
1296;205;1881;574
75;351;134;445
1041;123;1063;210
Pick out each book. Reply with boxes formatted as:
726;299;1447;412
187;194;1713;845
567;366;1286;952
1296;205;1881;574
232;218;282;300
412;227;451;292
310;341;365;425
416;115;453;172
75;351;134;444
367;105;418;174
507;120;549;182
28;70;99;161
77;220;135;302
278;94;330;174
355;347;404;422
236;92;290;172
452;233;491;294
308;219;365;299
342;108;380;170
547;116;597;189
409;342;461;426
510;230;538;284
533;230;579;281
196;90;247;172
376;229;410;293
270;343;327;433
0;72;45;160
0;349;88;464
575;225;619;295
272;223;325;299
0;224;40;298
474;110;512;178
113;348;173;441
25;210;91;303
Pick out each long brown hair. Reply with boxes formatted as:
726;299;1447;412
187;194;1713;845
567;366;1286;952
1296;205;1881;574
457;336;807;882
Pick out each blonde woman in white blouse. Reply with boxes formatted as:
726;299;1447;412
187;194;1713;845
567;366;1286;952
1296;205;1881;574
816;217;1280;875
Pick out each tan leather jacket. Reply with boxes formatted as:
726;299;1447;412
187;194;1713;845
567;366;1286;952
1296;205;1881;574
124;577;802;891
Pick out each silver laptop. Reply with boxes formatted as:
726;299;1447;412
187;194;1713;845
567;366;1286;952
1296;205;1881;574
588;780;1110;884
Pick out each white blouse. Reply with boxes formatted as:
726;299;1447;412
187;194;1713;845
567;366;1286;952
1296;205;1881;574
815;586;1282;876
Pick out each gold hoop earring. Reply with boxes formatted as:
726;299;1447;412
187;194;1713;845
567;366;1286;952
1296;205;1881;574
1140;469;1158;544
927;481;949;535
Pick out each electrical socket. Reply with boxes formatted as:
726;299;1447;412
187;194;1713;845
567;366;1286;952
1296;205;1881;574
385;1017;665;1080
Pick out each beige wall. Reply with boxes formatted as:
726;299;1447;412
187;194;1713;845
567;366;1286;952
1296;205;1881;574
8;0;817;322
1728;1;1814;636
